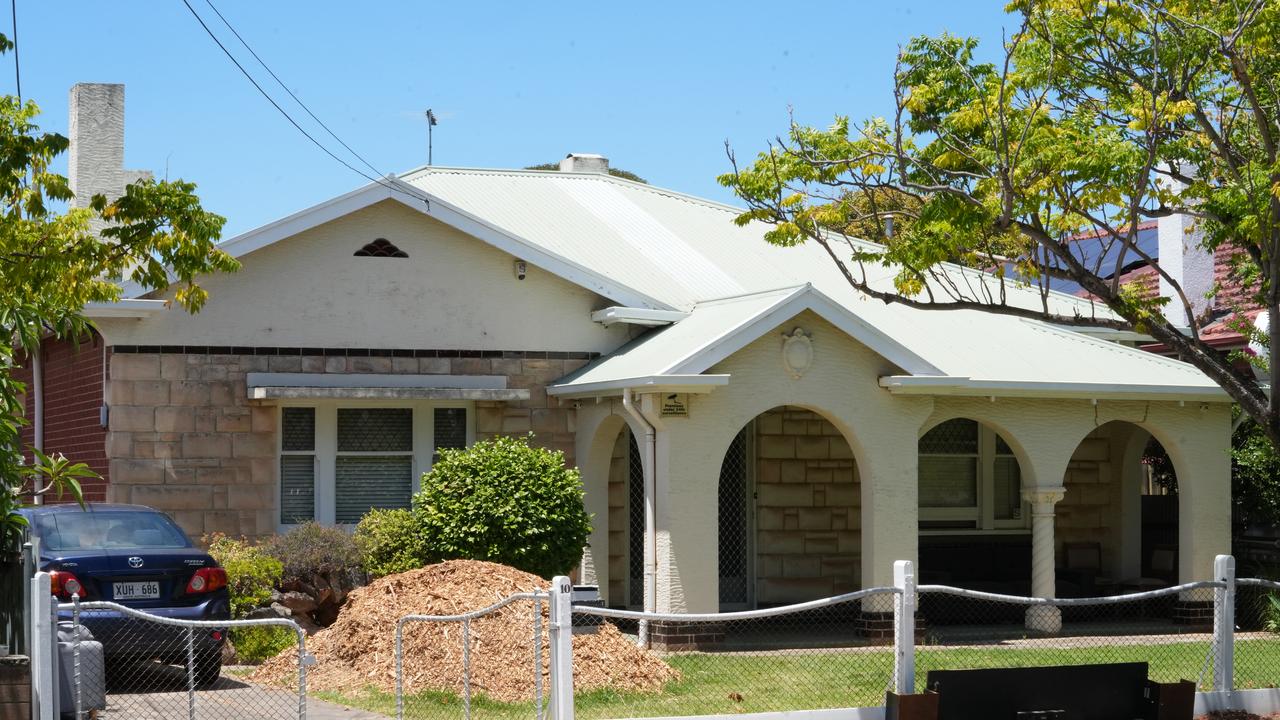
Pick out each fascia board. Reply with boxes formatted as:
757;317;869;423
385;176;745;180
668;286;942;377
546;374;731;398
878;375;1231;403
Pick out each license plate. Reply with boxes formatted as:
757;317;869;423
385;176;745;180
113;581;160;600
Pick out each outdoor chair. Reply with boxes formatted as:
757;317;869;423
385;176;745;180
1056;541;1116;597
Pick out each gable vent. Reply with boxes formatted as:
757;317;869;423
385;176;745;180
354;238;408;258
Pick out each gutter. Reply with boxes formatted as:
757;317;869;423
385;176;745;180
622;388;661;648
878;375;1232;403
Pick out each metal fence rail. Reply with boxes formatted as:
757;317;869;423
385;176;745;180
569;586;902;719
60;598;309;720
915;580;1226;693
395;590;549;720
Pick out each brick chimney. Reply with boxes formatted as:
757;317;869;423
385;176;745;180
1157;172;1215;327
559;153;609;174
68;83;152;214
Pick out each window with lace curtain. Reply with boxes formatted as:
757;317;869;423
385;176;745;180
919;418;1026;531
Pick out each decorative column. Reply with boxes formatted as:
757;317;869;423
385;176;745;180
1023;486;1066;633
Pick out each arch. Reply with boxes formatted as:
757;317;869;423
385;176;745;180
919;411;1036;492
712;404;865;609
576;408;649;607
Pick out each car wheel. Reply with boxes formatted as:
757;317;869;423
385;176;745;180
192;649;222;689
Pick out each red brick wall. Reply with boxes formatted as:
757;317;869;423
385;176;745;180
12;333;109;501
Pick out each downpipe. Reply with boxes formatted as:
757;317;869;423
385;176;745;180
622;388;659;647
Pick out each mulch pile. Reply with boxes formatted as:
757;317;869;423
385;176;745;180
251;559;679;701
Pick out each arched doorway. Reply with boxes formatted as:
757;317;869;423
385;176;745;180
717;406;861;610
916;418;1029;594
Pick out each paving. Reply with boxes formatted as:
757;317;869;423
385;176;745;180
72;661;390;719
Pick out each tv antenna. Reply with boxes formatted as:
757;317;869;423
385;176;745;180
426;109;438;165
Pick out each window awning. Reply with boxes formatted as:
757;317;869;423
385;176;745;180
245;372;530;402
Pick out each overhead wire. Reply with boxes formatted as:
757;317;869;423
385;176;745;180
201;0;388;183
10;0;19;102
179;0;431;206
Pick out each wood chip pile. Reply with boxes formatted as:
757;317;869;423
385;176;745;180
251;559;679;702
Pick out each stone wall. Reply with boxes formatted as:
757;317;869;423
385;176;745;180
754;407;861;605
1056;427;1117;568
106;349;583;539
606;429;631;606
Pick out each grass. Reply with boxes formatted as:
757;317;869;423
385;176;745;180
305;639;1280;720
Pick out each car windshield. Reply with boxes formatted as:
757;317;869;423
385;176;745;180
34;511;190;551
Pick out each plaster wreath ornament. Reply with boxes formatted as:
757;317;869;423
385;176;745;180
781;327;813;379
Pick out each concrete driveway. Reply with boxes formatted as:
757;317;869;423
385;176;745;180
77;661;389;719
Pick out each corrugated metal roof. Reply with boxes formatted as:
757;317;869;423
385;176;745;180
286;165;1222;398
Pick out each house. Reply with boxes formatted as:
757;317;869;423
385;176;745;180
17;85;1234;638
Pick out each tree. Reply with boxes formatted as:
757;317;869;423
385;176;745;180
720;1;1280;447
0;34;237;546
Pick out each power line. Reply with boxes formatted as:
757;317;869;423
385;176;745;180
201;0;388;183
10;0;19;102
179;0;429;205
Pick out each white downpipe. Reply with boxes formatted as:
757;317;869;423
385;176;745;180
622;388;658;647
31;342;44;505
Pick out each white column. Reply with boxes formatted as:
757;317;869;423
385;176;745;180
1023;486;1065;633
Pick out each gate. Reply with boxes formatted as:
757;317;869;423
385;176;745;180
59;597;309;720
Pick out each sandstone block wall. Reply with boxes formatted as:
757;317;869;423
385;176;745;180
753;407;861;605
106;349;584;539
1057;427;1118;568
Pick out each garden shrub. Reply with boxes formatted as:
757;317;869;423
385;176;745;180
262;521;363;583
205;533;282;619
411;434;591;578
232;625;296;663
354;508;425;579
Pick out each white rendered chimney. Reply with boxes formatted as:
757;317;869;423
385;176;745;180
68;83;152;212
559;153;609;174
1157;172;1215;327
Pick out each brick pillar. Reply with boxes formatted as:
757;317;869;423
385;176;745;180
0;656;31;720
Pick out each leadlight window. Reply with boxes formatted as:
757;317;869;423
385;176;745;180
919;418;1024;531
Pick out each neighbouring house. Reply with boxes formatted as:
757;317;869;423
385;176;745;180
16;84;1235;638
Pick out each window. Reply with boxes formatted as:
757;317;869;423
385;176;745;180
278;403;472;527
919;418;1024;531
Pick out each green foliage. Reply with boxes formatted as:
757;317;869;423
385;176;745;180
263;522;362;582
524;162;648;184
231;626;296;664
0;33;234;552
205;534;282;619
411;434;591;578
354;508;426;579
1232;417;1280;527
718;1;1280;447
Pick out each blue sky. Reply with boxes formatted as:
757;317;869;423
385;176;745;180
21;1;1011;237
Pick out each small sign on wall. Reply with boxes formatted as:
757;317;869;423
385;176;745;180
660;393;689;418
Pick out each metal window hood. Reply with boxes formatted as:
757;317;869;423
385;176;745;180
590;306;689;327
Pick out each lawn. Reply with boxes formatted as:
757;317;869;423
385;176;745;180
311;638;1280;720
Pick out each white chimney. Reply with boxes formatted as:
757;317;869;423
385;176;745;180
559;153;609;174
1157;172;1215;327
68;83;152;212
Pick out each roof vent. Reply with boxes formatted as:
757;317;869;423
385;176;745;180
354;238;408;258
559;153;609;174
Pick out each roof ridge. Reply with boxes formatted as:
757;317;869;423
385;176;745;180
692;284;811;307
399;164;749;216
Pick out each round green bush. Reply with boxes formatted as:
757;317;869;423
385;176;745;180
412;434;591;578
205;533;282;619
354;508;425;579
262;521;363;583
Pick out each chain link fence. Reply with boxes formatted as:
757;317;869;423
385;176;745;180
396;591;549;720
915;582;1225;693
61;598;307;720
569;587;900;719
1234;577;1280;689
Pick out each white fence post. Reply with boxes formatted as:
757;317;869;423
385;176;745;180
548;576;574;720
28;572;53;720
893;560;916;695
1213;554;1235;692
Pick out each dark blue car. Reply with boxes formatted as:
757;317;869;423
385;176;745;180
21;503;230;687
